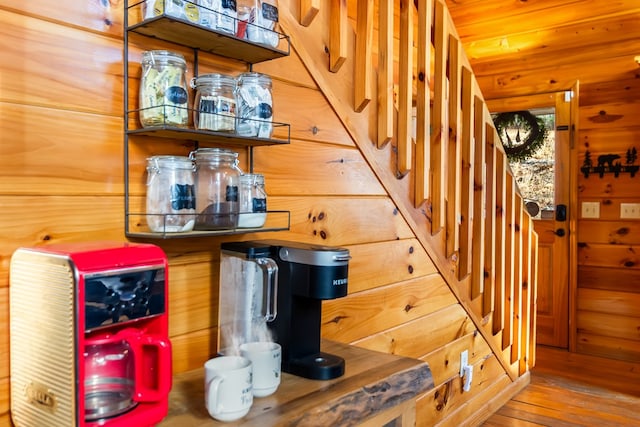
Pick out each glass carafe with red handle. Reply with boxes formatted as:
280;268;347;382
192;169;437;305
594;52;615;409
84;328;171;422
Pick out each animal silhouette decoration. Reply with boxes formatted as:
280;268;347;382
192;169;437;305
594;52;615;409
597;154;620;169
581;148;638;178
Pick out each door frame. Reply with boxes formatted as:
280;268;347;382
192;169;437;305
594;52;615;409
486;83;579;350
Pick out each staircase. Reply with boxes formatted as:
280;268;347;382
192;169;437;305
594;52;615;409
279;0;538;381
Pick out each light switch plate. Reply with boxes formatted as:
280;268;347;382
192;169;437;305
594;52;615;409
581;202;600;219
460;350;468;377
621;203;640;219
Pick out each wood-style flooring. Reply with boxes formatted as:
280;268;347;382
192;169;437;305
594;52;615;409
481;346;640;426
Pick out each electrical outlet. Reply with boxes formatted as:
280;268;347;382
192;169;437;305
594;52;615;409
581;202;600;219
621;203;640;219
460;350;468;377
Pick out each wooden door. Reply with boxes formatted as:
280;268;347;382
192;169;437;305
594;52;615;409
533;88;577;348
488;85;578;348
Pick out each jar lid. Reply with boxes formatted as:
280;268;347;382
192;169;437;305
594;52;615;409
240;173;265;184
146;155;194;170
192;147;239;161
142;50;187;67
237;72;272;87
193;73;236;89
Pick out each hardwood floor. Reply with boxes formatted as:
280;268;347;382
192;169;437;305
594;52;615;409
481;346;640;426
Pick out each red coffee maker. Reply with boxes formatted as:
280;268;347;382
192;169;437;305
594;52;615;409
9;241;172;427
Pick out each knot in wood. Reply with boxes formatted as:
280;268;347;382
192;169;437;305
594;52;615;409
363;382;390;394
617;227;630;235
328;315;347;324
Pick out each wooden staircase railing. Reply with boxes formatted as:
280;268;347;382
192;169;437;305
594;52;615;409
280;0;538;380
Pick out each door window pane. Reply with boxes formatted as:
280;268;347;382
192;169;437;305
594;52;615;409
494;109;556;219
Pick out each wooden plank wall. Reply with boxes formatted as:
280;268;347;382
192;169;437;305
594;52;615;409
0;1;537;426
576;88;640;362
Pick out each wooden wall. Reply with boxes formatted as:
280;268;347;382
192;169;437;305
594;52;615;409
451;0;640;363
575;81;640;362
0;1;533;426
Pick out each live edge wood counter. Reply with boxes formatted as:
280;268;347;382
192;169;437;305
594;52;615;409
159;340;434;426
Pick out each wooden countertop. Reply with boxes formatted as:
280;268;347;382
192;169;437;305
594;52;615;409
159;340;433;426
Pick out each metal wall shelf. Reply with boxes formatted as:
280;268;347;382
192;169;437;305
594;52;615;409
126;1;290;63
124;0;291;239
126;211;291;239
126;112;290;147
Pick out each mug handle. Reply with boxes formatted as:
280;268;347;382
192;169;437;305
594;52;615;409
206;376;224;415
118;328;172;402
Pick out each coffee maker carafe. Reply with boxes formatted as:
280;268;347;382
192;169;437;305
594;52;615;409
218;244;278;354
219;240;350;380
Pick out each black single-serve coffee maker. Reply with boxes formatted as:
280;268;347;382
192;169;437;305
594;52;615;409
219;240;350;380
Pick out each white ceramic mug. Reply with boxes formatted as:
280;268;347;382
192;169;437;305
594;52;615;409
204;356;253;422
239;341;281;397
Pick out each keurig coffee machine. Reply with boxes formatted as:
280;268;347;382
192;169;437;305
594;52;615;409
219;240;350;380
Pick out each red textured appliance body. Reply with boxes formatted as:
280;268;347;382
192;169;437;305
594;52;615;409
9;241;172;427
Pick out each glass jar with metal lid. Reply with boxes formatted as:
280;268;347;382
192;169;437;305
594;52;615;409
238;173;267;228
192;148;242;230
139;50;189;128
235;72;273;138
146;155;196;233
192;73;237;132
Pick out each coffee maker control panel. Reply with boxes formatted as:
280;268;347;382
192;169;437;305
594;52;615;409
84;266;166;331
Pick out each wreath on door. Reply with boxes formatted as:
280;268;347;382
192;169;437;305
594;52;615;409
493;111;548;162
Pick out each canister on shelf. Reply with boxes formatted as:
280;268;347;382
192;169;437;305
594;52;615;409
192;73;237;132
143;0;200;23
236;0;280;47
146;155;196;233
192;148;242;230
199;0;237;34
238;173;267;228
235;72;273;138
139;50;190;127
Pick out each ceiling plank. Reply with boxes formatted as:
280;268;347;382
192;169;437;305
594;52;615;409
464;15;640;63
447;0;640;41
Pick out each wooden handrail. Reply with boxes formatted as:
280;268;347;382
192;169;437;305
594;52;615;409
354;0;373;112
287;0;538;385
446;34;461;259
414;0;432;207
329;0;347;72
397;0;414;176
376;0;394;148
431;0;448;235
